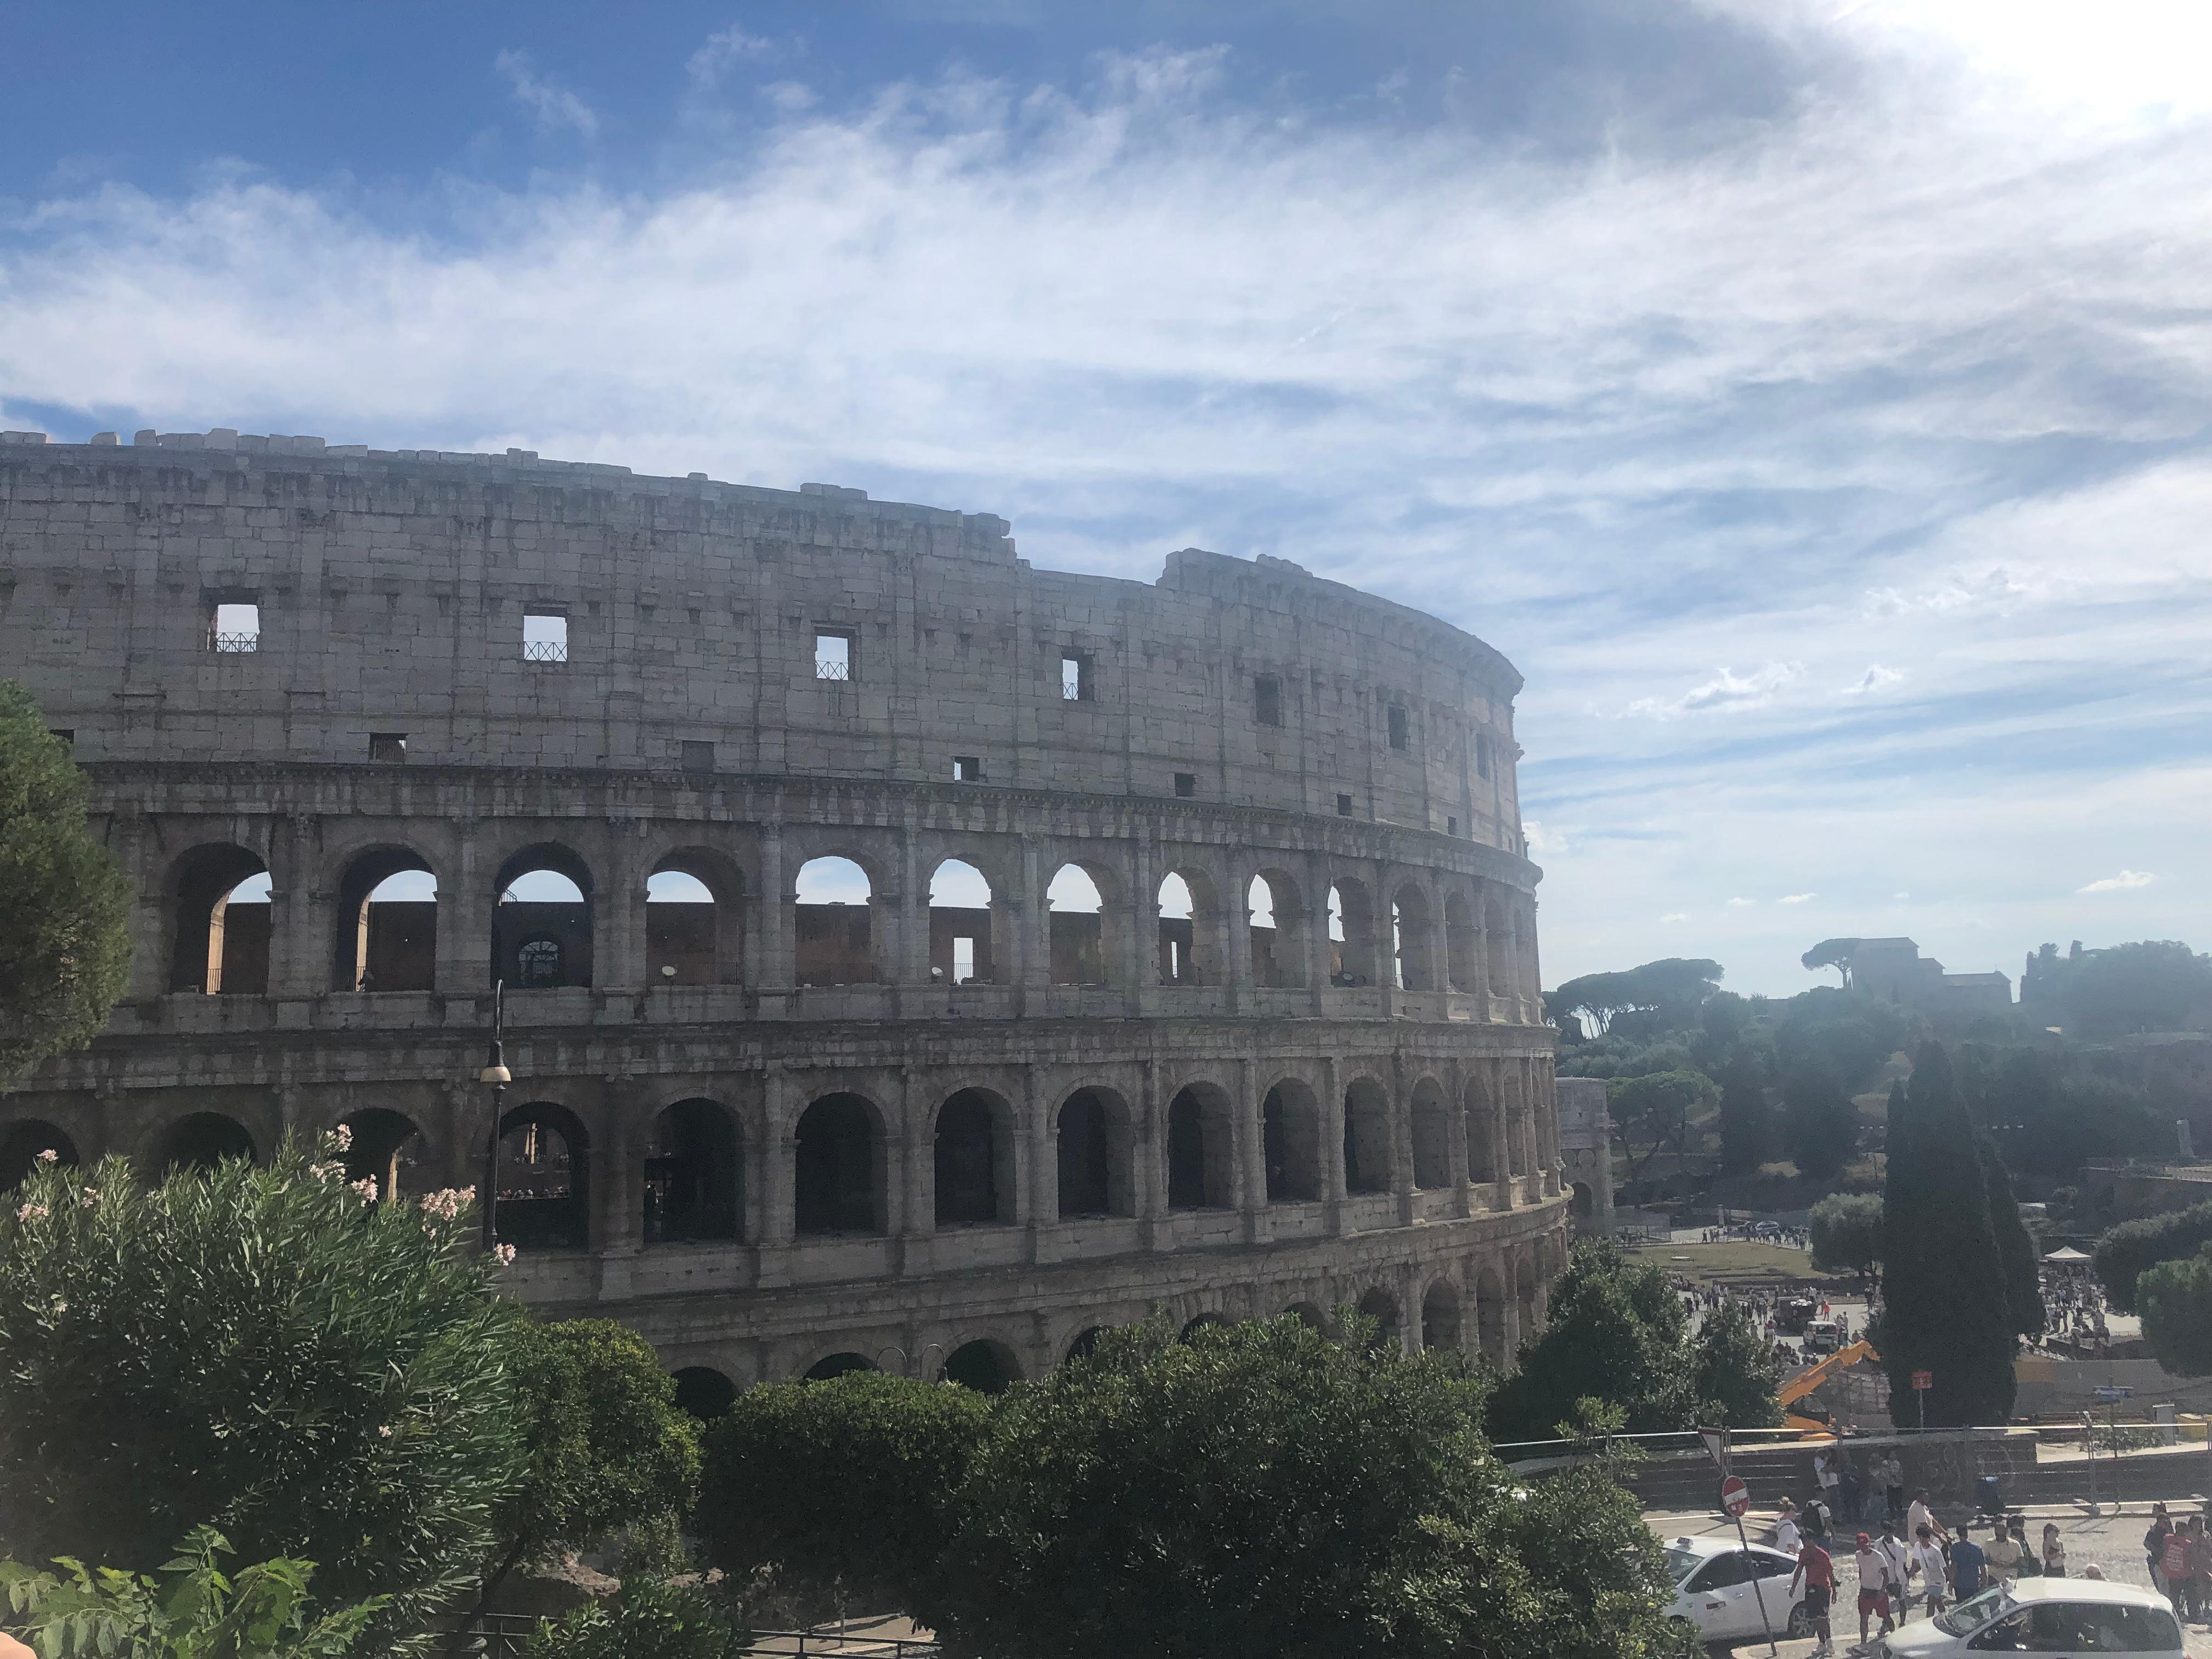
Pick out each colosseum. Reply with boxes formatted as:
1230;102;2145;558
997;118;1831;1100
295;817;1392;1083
0;427;1567;1405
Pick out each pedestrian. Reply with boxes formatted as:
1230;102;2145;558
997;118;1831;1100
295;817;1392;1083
1951;1520;1987;1603
1853;1531;1895;1650
1915;1524;1950;1618
1882;1452;1906;1521
1906;1488;1946;1547
1985;1517;2022;1586
2008;1518;2038;1578
1774;1498;1802;1558
1790;1531;1837;1659
2040;1522;2066;1578
1839;1455;1866;1527
2146;1504;2173;1595
2162;1521;2191;1618
1876;1519;1913;1627
2187;1515;2210;1623
1805;1492;1833;1549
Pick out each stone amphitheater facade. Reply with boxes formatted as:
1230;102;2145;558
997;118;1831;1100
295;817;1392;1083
0;427;1567;1401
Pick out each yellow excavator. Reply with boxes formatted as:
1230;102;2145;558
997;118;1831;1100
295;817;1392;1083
1780;1339;1879;1436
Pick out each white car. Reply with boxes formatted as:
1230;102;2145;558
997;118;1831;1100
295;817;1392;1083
1662;1535;1812;1645
1872;1577;2184;1656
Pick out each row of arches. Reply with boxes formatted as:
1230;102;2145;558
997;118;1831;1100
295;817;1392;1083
154;838;1538;1002
1;1060;1558;1251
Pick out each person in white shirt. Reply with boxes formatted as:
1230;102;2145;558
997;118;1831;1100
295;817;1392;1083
1854;1532;1896;1650
1774;1499;1802;1558
1914;1525;1950;1616
1906;1491;1946;1547
1875;1520;1914;1626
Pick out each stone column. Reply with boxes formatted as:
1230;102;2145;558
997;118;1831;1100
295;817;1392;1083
1237;1057;1267;1243
757;1066;796;1285
436;821;492;995
757;827;792;992
1016;837;1046;1010
1025;1066;1057;1255
1488;1062;1514;1212
1445;1070;1473;1218
1221;850;1252;1013
601;832;648;992
1389;1055;1415;1227
1321;1054;1348;1232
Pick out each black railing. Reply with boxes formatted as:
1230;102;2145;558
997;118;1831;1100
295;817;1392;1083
444;1616;938;1658
522;639;568;663
211;632;259;653
815;657;850;680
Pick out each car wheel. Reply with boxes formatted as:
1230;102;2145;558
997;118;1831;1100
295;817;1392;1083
1785;1602;1814;1639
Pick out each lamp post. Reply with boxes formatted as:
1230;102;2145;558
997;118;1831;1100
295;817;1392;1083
479;980;512;1250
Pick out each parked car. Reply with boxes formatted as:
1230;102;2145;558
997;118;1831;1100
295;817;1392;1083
1661;1536;1811;1645
1872;1578;2183;1656
1804;1319;1842;1355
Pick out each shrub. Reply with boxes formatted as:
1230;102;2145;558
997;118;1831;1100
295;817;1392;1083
522;1577;747;1659
2095;1200;2212;1313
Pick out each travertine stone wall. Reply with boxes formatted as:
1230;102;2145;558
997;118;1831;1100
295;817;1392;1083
0;430;1567;1390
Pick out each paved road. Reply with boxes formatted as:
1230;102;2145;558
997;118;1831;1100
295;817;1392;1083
1652;1504;2212;1655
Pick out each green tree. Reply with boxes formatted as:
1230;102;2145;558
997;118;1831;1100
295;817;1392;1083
2138;1245;2212;1377
522;1576;747;1659
1780;1063;1859;1181
1808;1192;1883;1274
1714;1046;1774;1176
1802;938;1863;987
695;1370;994;1613
1;1526;386;1659
0;1136;526;1648
2094;1199;2212;1313
931;1314;1698;1659
1877;1046;2017;1427
1981;1138;2045;1341
2033;940;2212;1038
1606;1068;1718;1189
1775;988;1906;1096
1690;1305;1785;1430
457;1320;704;1631
0;680;133;1087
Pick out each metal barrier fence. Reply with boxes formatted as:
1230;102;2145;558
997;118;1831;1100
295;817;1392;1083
445;1613;939;1658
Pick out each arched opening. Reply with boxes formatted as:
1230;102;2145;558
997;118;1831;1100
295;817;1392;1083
1392;884;1435;991
1571;1181;1594;1218
494;848;594;989
1179;1312;1228;1341
794;856;876;985
1444;891;1479;994
170;847;270;994
645;1098;740;1244
803;1352;876;1382
933;1088;1011;1229
1409;1079;1452;1190
1261;1081;1322;1203
1464;1074;1498;1185
1477;1267;1508;1364
334;851;437;992
1285;1302;1327;1332
1515;1255;1539;1339
928;859;995;985
1328;881;1375;986
1342;1078;1393;1195
1156;871;1205;985
1485;894;1511;997
337;1108;425;1200
648;855;742;986
1421;1282;1464;1353
1355;1288;1400;1353
1063;1326;1108;1365
1047;864;1109;985
672;1366;738;1419
794;1093;881;1235
1165;1085;1234;1210
153;1112;256;1176
1248;872;1303;989
0;1121;77;1189
943;1339;1020;1395
496;1103;590;1249
1055;1087;1132;1219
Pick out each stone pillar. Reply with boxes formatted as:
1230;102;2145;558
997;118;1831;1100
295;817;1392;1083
1132;834;1162;1013
1390;1058;1416;1228
1237;1057;1267;1242
601;832;647;992
1024;1066;1054;1247
1321;1054;1348;1227
1017;837;1046;1008
1489;1061;1514;1212
758;1066;796;1285
757;827;792;992
1221;851;1252;1012
594;1087;641;1258
1445;1072;1473;1218
436;822;491;994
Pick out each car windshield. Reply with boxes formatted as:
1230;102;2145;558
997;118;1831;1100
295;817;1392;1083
1664;1547;1701;1584
1934;1586;2013;1636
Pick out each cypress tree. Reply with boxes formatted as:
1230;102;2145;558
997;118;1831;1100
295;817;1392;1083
1878;1044;2017;1426
1982;1136;2045;1341
1716;1046;1773;1175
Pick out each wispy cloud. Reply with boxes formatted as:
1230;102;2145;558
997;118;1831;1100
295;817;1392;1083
1727;896;1756;907
1843;664;1905;696
687;24;785;89
1779;893;1817;904
1524;819;1567;857
1626;663;1803;720
495;50;599;138
1661;912;1689;923
2079;870;2157;894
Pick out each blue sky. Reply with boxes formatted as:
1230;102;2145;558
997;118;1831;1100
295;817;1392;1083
6;0;2208;995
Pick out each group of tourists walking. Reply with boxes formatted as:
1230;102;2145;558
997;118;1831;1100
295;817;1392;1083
2142;1504;2212;1622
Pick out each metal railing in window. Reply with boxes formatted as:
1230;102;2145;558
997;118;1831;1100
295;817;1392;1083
211;632;260;654
522;639;568;663
815;656;850;680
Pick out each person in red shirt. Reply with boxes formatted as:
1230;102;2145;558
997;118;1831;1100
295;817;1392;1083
1790;1533;1837;1658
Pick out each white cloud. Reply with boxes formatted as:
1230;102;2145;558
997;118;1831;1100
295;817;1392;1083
494;50;599;138
687;24;783;89
1727;896;1755;907
1779;893;1818;904
1661;912;1690;923
1626;663;1803;720
1523;819;1567;857
2079;870;2157;893
1843;663;1906;696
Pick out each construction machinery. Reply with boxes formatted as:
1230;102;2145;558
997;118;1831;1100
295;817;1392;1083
1779;1338;1878;1436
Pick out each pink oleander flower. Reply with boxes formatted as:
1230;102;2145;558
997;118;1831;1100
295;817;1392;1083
79;1188;100;1209
16;1203;49;1222
307;1160;343;1182
49;1296;67;1314
331;1123;354;1152
493;1243;518;1267
351;1176;379;1203
377;1424;394;1438
35;1147;59;1164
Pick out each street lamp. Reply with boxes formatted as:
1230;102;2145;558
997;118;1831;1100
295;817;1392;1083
479;980;512;1250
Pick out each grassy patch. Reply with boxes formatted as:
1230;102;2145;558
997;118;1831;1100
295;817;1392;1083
1638;1240;1828;1284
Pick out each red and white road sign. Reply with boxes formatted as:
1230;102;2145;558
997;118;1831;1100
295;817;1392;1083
1699;1425;1731;1472
1912;1370;1933;1391
1721;1476;1751;1518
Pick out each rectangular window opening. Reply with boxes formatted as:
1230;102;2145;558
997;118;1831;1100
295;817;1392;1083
1254;674;1282;726
1061;648;1094;702
523;611;568;663
953;937;976;985
1387;704;1409;750
369;732;408;763
49;729;75;751
209;600;260;654
1336;793;1355;817
1174;772;1197;798
815;628;855;681
680;740;715;776
953;755;984;782
1447;815;1459;837
1477;733;1493;778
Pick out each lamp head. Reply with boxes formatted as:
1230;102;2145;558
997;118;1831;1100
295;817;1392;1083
480;1032;511;1087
